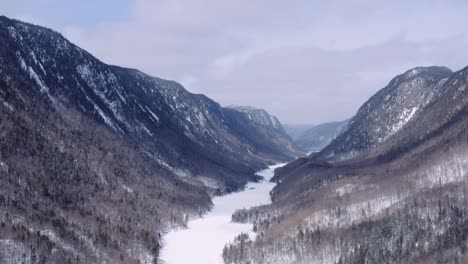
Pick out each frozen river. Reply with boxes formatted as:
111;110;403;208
160;164;284;264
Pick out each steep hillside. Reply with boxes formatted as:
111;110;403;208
227;106;283;129
225;66;468;264
283;124;316;141
0;16;300;263
227;105;301;159
318;66;452;161
295;120;348;152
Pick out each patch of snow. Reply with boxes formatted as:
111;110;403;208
140;123;153;136
406;68;422;78
95;104;117;130
76;78;120;131
145;106;160;122
29;50;46;75
16;51;28;71
76;64;126;124
333;150;359;161
197;112;207;126
39;230;78;254
387;106;418;139
28;67;48;93
126;244;154;264
2;101;14;112
8;26;23;41
16;51;55;103
269;115;276;126
335;184;355;196
197;176;222;189
122;184;134;194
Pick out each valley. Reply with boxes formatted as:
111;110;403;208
222;66;468;264
0;16;299;263
0;7;467;264
160;164;284;264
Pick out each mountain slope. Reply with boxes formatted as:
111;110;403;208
317;66;452;161
227;105;301;158
225;66;468;264
294;120;348;152
0;16;300;263
283;124;316;141
227;106;284;131
0;16;301;190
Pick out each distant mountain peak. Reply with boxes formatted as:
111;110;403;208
402;66;452;78
226;105;258;111
385;66;450;90
290;120;349;152
227;105;283;130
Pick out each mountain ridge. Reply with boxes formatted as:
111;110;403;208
293;119;348;152
224;65;468;264
0;15;301;263
316;65;452;161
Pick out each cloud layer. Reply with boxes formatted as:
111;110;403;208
4;0;468;123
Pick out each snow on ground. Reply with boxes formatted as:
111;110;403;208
160;164;285;264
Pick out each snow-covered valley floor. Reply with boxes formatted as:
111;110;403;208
160;164;284;264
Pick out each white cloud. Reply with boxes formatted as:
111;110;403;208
5;0;468;123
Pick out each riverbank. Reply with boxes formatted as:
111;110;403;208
160;164;285;264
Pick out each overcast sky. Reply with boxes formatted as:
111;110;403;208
3;0;468;124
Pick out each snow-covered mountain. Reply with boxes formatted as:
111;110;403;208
318;66;452;161
227;105;301;157
227;106;283;131
225;65;468;264
1;16;300;186
0;16;301;263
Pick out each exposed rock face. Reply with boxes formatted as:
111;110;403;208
0;16;301;263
